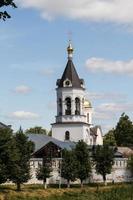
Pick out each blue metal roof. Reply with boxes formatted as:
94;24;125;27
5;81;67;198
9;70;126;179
27;134;75;153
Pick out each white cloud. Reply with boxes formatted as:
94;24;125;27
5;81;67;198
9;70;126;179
93;102;133;133
18;0;133;25
40;68;54;76
86;57;133;75
14;85;31;94
86;92;126;101
98;102;133;113
94;111;111;120
47;102;56;110
101;124;114;135
9;111;39;120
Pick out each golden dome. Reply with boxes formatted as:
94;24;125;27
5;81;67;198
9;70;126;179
67;42;74;54
84;100;92;108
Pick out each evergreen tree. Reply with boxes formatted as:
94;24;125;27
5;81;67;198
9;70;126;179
0;127;16;184
10;128;34;191
25;126;47;135
114;113;133;147
36;158;52;189
48;130;52;137
103;129;116;146
93;145;114;185
0;0;17;20
61;149;77;188
74;140;91;187
127;155;133;177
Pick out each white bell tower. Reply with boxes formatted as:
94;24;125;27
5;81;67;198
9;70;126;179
51;42;103;145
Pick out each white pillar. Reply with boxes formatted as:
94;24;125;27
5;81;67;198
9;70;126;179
62;100;65;115
80;97;83;115
71;99;75;115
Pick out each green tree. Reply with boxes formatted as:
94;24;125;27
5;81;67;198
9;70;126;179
0;127;14;184
48;130;52;137
10;128;34;191
127;155;133;178
103;129;116;146
61;149;77;188
36;158;52;189
25;126;47;135
93;145;114;185
74;140;91;187
0;0;17;20
114;113;133;147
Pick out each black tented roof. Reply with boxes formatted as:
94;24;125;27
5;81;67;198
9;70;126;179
57;59;84;89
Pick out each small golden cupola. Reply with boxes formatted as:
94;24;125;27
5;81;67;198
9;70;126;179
67;41;74;60
84;100;92;108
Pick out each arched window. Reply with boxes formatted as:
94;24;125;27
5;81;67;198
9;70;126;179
65;97;71;115
87;113;89;123
59;98;62;115
65;131;70;140
75;97;80;115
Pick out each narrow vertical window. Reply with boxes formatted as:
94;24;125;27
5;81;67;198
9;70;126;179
75;97;80;115
87;113;89;123
65;97;71;115
65;131;70;140
59;98;62;115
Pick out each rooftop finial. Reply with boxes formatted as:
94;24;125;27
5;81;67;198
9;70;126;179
67;40;74;60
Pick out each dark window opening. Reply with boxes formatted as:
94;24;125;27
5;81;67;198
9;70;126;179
87;113;89;123
59;98;62;115
65;80;70;86
65;97;71;115
75;97;80;115
65;131;70;140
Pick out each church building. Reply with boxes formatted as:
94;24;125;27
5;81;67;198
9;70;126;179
52;42;103;145
27;43;132;184
0;43;132;185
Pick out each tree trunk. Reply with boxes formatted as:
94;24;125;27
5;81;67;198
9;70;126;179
81;180;83;188
67;180;70;188
43;179;47;189
16;182;21;191
103;174;107;186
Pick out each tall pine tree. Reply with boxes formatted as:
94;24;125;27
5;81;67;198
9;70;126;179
0;127;15;184
127;155;133;178
74;140;91;187
10;128;34;191
36;157;52;189
0;0;17;20
61;149;77;188
114;113;133;147
93;145;114;185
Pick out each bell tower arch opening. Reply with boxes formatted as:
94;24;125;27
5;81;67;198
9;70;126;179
65;97;71;115
75;97;80;115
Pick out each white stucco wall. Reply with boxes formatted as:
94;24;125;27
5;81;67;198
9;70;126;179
29;157;132;184
52;123;85;142
96;127;103;145
92;158;132;183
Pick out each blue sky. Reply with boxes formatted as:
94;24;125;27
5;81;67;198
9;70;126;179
1;0;133;133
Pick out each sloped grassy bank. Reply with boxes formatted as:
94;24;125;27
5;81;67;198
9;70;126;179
0;184;132;200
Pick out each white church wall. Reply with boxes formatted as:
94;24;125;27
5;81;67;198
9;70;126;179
84;107;93;125
92;158;132;183
83;125;93;145
29;157;132;184
56;115;86;123
28;158;43;184
96;128;103;145
52;123;84;142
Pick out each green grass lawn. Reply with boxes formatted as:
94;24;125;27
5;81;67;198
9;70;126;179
0;184;132;200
